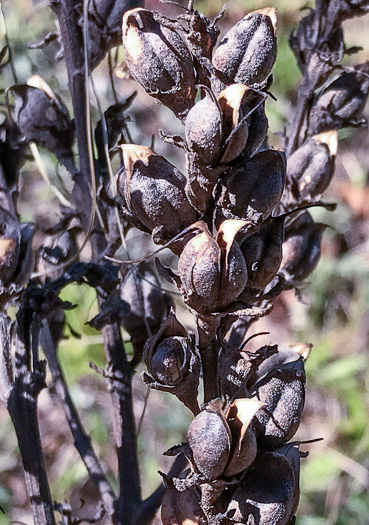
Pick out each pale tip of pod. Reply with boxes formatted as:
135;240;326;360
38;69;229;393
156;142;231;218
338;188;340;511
228;398;266;437
119;143;153;170
27;75;56;101
251;7;277;33
218;84;249;127
285;342;313;361
122;8;146;63
216;219;251;254
313;130;338;156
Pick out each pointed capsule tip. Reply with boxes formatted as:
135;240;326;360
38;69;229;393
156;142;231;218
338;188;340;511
313;130;338;156
251;7;277;32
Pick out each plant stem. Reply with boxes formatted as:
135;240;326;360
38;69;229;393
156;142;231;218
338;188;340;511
197;316;221;403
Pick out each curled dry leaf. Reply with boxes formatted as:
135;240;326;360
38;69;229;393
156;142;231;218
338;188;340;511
122;8;196;120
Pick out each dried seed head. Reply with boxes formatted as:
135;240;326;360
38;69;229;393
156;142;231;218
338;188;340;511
214;150;286;231
250;363;306;450
122;8;196;120
184;88;223;166
161;485;205;525
212;8;277;90
120;263;172;345
177;221;248;314
228;451;296;524
241;216;284;292
187;399;231;479
143;312;200;414
285;131;337;203
309;66;369;134
11;76;76;174
117;144;198;245
280;212;326;284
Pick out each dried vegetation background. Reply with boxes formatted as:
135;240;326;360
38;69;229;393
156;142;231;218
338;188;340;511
0;0;369;524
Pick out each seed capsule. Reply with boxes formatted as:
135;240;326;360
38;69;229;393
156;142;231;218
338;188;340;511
280;212;326;284
122;8;196;120
161;485;205;525
117;144;198;246
212;8;277;90
285;131;337;204
0;209;20;288
214;150;286;232
177;220;248;314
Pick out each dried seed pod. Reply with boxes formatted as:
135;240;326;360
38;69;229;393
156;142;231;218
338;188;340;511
122;8;196;120
274;443;303;516
280;212;326;284
339;0;369;20
187;399;231;479
117;145;198;246
250;358;306;450
214;150;286;232
184;88;223;166
241;215;284;292
285;131;337;204
290;11;344;88
38;227;80;283
242;99;268;158
10;76;76;174
161;485;205;525
120;262;173;346
212;8;277;90
143;311;200;414
177;220;248;314
227;451;296;524
223;398;262;477
309;66;369;134
88;0;144;70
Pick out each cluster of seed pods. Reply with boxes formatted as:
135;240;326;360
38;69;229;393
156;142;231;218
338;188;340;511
1;0;368;523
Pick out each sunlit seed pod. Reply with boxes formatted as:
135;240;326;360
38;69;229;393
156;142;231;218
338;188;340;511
122;8;196;120
177;221;248;314
117;145;198;245
280;212;326;284
184;89;222;166
187;399;231;480
286;131;337;202
161;485;205;525
223;398;262;477
214;150;286;230
251;366;306;450
212;8;277;89
228;451;296;524
240;215;284;291
120;263;172;345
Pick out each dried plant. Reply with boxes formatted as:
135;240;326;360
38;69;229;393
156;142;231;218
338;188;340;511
0;0;368;524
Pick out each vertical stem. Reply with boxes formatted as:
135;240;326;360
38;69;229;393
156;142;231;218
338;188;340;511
197;316;221;403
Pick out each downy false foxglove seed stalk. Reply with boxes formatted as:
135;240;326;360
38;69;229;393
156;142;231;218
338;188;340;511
0;0;368;524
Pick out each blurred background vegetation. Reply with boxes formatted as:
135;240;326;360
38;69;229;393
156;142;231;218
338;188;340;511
0;0;369;523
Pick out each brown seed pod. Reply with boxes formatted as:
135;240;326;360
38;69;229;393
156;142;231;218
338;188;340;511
161;485;205;525
227;451;296;524
143;311;200;414
250;358;306;450
214;150;286;232
242;98;268;158
187;399;232;480
0;209;20;289
280;212;326;284
309;66;369;134
117;144;198;246
285;131;337;204
10;76;76;174
212;8;277;90
177;220;248;314
122;8;196;120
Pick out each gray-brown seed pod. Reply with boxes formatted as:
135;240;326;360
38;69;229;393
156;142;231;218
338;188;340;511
177;220;248;314
161;484;205;525
122;8;196;120
212;8;277;91
117;144;198;246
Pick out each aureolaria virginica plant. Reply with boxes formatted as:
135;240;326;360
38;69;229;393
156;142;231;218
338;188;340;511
0;0;368;524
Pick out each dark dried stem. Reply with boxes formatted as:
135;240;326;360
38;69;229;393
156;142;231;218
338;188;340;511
40;319;116;517
197;316;221;403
